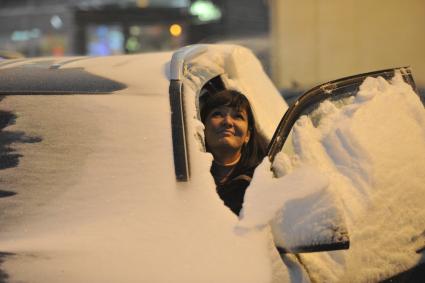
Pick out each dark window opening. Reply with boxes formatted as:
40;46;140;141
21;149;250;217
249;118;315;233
0;61;126;95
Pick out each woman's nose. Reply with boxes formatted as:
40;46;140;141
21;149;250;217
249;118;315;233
221;114;233;127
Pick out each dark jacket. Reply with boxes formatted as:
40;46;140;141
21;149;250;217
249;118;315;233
215;167;255;215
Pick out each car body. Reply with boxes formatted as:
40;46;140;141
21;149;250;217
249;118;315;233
0;44;424;282
0;45;291;283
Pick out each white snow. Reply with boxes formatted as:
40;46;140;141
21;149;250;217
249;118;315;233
240;71;425;281
1;45;424;283
238;163;329;230
0;51;280;283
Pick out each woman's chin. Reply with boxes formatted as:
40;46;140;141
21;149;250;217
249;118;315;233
216;140;241;151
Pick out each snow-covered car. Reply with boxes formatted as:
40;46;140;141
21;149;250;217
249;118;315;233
0;44;424;282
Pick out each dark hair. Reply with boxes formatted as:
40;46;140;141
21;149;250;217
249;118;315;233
200;89;267;181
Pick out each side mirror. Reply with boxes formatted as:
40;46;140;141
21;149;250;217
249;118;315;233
271;188;349;253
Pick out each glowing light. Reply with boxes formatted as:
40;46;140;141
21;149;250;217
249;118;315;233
189;0;221;22
11;28;41;41
126;37;140;52
50;15;63;29
130;26;141;36
137;0;149;8
169;24;182;37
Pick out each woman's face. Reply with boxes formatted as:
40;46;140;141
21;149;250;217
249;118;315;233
204;105;251;161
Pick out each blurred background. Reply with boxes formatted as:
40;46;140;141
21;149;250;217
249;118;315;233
0;0;424;100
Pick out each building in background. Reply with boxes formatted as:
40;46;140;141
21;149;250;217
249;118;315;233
0;0;269;58
0;0;72;57
191;0;271;73
270;0;425;91
0;0;192;57
74;5;191;55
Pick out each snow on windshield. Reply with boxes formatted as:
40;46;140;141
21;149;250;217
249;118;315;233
240;72;425;281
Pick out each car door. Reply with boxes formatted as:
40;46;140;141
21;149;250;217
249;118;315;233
264;67;425;281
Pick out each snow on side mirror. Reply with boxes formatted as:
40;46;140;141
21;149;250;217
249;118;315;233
272;199;350;254
270;159;350;253
238;154;350;254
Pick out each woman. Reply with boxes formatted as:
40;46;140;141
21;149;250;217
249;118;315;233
200;89;267;215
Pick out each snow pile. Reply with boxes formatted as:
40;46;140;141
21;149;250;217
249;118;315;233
240;72;425;281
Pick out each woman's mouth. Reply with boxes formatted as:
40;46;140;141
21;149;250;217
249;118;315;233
219;130;234;136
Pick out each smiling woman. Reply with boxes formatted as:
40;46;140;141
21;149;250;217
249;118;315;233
200;90;267;215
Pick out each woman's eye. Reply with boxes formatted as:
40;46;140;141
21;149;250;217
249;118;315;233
211;111;224;117
234;113;245;120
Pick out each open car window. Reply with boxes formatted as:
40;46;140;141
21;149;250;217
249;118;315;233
169;44;286;181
